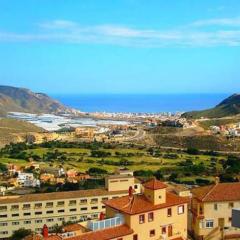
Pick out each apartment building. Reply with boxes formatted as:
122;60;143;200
0;173;138;239
190;181;240;240
64;179;189;240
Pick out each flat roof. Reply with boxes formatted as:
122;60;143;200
0;189;128;205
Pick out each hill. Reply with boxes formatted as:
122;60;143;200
0;118;44;147
183;94;240;119
0;85;77;116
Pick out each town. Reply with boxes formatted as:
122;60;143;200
0;166;240;240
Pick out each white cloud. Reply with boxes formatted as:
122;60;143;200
192;17;240;27
1;18;240;47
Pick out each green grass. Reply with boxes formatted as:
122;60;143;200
1;146;227;176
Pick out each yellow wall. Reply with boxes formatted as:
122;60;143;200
106;202;188;240
191;199;240;240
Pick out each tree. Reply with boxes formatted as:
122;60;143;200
10;228;32;240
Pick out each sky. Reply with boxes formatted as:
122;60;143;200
0;0;240;94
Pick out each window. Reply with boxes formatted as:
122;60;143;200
229;217;232;222
11;205;19;210
0;231;8;235
24;220;31;224
0;223;7;226
23;204;30;209
34;203;42;209
148;212;154;222
24;212;31;216
0;214;7;218
178;205;184;215
102;206;106;209
139;214;145;224
133;234;138;240
12;213;19;217
35;220;42;223
150;230;155;237
134;185;138;189
0;206;7;211
162;227;166;234
206;220;214;228
168;225;173;237
167;208;172;217
102;197;108;201
46;202;53;208
229;202;234;208
70;216;77;220
35;212;42;215
47;218;54;222
80;199;87;204
57;201;65;206
70;208;77;212
69;200;76;206
12;222;19;225
81;207;88;211
91;198;98;204
58;217;64;221
46;210;54;214
214;204;218;211
58;209;65;213
91;206;98;210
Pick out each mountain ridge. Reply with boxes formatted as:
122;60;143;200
183;93;240;119
0;85;78;116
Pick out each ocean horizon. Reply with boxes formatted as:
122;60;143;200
52;93;230;113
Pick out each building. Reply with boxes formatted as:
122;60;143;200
65;179;189;240
0;173;136;239
190;181;240;240
17;172;40;188
75;127;95;140
105;173;141;193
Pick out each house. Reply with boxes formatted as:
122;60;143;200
0;173;139;239
190;179;240;240
66;179;189;240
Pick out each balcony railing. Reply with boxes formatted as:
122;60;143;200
87;214;124;231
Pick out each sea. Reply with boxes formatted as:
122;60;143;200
52;93;229;113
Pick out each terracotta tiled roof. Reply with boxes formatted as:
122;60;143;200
24;235;62;240
225;234;240;239
67;224;133;240
171;237;184;240
24;235;42;240
143;179;167;190
63;223;84;232
45;236;62;240
192;182;240;202
104;192;189;215
0;189;128;204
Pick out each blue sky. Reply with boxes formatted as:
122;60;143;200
0;0;240;94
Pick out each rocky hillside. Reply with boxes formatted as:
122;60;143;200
0;86;77;116
183;94;240;119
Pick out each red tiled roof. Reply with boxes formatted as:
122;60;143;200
24;235;62;240
63;224;84;232
225;234;240;239
24;235;42;240
171;237;184;240
45;236;62;240
67;225;133;240
104;192;189;215
192;182;240;202
143;179;167;190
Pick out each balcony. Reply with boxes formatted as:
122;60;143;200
87;214;124;231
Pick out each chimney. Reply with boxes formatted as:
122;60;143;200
42;224;49;238
215;176;220;185
128;186;133;198
99;212;105;220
